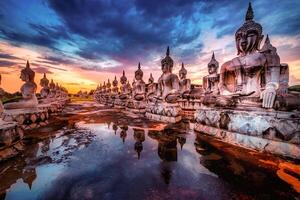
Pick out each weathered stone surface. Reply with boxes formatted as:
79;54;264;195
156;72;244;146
194;123;300;159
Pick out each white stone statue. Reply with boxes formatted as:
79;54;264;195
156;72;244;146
156;47;180;103
4;61;38;109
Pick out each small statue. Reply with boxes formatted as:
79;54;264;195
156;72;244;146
132;63;146;101
4;61;38;109
106;79;111;94
156;47;180;103
40;73;50;100
55;83;62;99
48;79;56;100
119;71;130;99
178;62;191;98
203;52;220;95
111;76;119;99
218;3;284;108
146;73;158;102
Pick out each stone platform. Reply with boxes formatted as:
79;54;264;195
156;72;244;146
2;107;49;129
194;107;300;159
126;100;146;114
114;98;127;109
146;102;182;123
0;120;24;161
178;99;201;120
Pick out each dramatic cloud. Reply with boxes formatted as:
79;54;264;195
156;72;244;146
0;0;299;93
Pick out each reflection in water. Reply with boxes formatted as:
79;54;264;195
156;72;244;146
0;103;299;200
133;129;145;159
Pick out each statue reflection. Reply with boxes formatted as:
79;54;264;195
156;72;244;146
133;129;145;159
112;123;118;135
119;125;128;143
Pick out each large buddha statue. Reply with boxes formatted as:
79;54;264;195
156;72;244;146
218;3;284;108
178;62;191;98
4;61;38;109
40;73;50;101
146;73;158;102
203;52;220;95
132;63;146;101
156;47;180;103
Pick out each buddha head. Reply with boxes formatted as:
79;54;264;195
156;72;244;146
148;73;154;84
135;63;143;81
179;63;187;80
40;73;49;87
161;46;174;73
120;70;127;85
208;52;219;75
113;76;118;87
20;61;35;82
235;3;263;56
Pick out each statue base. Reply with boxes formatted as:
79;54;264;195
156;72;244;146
0;120;24;161
126;100;146;114
194;107;300;159
146;102;182;123
114;98;127;109
2;107;49;130
178;99;202;120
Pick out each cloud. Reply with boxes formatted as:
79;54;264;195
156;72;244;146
0;60;17;67
0;52;21;60
32;66;54;74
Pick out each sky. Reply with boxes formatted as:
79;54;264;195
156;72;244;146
0;0;300;93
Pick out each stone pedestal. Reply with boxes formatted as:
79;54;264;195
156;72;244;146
114;98;127;109
194;107;300;159
2;107;49;130
146;102;182;123
178;99;202;120
126;99;146;114
0;120;24;161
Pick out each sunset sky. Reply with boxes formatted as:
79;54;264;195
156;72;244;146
0;0;300;93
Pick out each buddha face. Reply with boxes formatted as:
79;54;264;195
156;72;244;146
135;73;142;81
162;62;172;74
236;29;262;55
20;71;28;82
208;64;217;75
179;72;186;79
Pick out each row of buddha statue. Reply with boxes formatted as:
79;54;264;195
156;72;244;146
94;2;299;119
0;61;69;128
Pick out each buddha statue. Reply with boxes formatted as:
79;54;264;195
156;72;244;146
119;70;130;99
126;81;132;93
4;61;38;109
40;73;50;101
146;73;158;102
156;47;180;103
218;3;283;108
203;52;220;95
111;76;119;99
55;83;62;99
132;63;146;101
178;62;191;98
48;79;56;100
106;79;111;94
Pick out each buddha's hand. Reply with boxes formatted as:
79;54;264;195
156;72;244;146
260;83;277;108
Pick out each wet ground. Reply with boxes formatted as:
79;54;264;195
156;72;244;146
0;101;299;200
